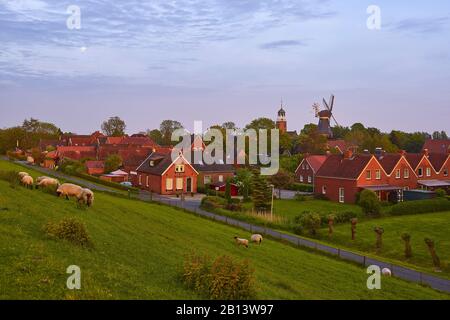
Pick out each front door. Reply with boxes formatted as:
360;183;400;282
186;178;192;193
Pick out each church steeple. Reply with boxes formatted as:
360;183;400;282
276;99;287;134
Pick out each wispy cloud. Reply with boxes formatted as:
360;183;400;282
387;16;450;34
260;40;307;50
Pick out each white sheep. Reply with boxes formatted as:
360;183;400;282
382;268;392;277
234;237;249;248
36;178;60;189
57;183;94;207
36;176;51;184
18;172;30;179
251;234;263;245
21;175;34;189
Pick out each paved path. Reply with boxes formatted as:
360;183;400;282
4;158;450;294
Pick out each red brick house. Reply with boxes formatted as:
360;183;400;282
422;139;450;154
315;151;405;203
295;155;327;187
377;152;417;191
56;146;97;161
209;182;239;196
134;152;198;195
85;160;105;175
410;151;450;192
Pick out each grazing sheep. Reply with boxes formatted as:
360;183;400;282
21;175;34;189
251;234;263;245
81;189;94;207
26;156;34;164
382;268;392;277
36;176;51;184
36;178;60;189
56;183;94;207
18;172;30;179
234;237;249;248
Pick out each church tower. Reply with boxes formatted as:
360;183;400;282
276;102;287;134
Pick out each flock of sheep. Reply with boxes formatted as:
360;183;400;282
234;234;263;248
18;172;94;207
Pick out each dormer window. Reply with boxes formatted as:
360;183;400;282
175;164;185;173
149;160;155;167
418;168;423;177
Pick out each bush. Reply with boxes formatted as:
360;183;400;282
298;212;321;236
200;196;227;210
288;183;313;193
292;224;304;235
358;190;381;216
225;203;242;212
43;218;92;247
183;253;256;300
389;199;450;216
294;193;306;201
435;188;447;198
0;170;21;187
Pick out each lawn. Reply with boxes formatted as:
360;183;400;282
0;163;448;299
321;213;450;277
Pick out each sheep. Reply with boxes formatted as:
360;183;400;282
81;188;94;207
382;268;392;277
56;183;94;207
36;178;60;189
21;175;34;189
36;176;51;184
234;237;249;248
251;234;263;245
18;172;30;179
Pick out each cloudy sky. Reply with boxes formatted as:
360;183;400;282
0;0;449;134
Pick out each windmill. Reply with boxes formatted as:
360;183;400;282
313;94;340;139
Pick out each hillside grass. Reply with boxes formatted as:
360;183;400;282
0;162;448;299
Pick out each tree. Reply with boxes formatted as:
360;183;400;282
401;233;412;258
424;238;441;272
222;122;237;130
296;124;327;154
160;120;183;146
374;227;384;252
358;190;381;216
104;154;123;173
235;168;253;201
351;218;358;240
252;171;272;212
245;118;275;131
147;129;163;145
328;214;335;237
224;179;232;204
299;212;321;236
101;117;126;136
332;125;350;139
269;169;293;199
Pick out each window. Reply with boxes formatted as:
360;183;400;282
146;176;149;187
444;168;449;177
418;168;423;177
397;189;404;202
395;169;401;179
305;164;309;170
404;169;409;179
166;178;173;191
299;175;304;182
149;160;154;167
176;178;184;190
218;175;224;183
376;170;381;180
426;167;431;177
339;188;345;203
366;170;371;180
376;191;381;201
204;176;211;185
138;175;142;186
322;186;327;195
308;176;312;183
175;164;185;173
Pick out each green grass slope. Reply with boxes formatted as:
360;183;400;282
0;161;448;300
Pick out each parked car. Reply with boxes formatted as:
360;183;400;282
120;182;133;187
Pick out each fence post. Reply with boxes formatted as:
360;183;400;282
363;256;366;267
337;248;341;258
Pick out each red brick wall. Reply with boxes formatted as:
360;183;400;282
356;157;389;187
437;157;449;180
387;157;418;189
295;160;314;184
416;157;440;180
315;177;359;203
198;172;234;187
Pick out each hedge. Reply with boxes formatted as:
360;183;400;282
287;183;313;193
389;198;450;216
71;172;139;193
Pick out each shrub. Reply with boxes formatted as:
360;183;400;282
358;190;381;216
292;224;304;235
435;188;447;198
313;193;329;201
294;193;306;201
183;253;256;300
225;203;242;212
298;212;321;236
288;183;313;193
389;199;450;216
43;218;92;247
200;196;227;210
0;170;21;188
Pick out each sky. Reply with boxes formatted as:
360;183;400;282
0;0;449;134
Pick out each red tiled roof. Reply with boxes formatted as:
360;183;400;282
327;140;348;153
57;146;97;160
305;155;327;173
405;153;424;170
85;161;105;169
428;153;449;172
120;136;157;147
105;137;125;144
377;153;402;175
423;139;450;154
316;154;373;179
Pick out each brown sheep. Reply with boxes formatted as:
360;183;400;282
21;175;34;189
56;184;94;207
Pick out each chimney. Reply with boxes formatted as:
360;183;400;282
363;149;370;154
344;149;353;159
399;149;406;156
423;148;429;157
326;150;331;157
374;147;383;157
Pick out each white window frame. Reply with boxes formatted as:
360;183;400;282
404;168;409;179
444;168;448;177
322;186;327;195
176;177;184;190
299;175;304;183
166;178;173;191
138;175;142;186
418;167;423;177
339;188;345;203
395;169;401;179
146;176;149;187
366;170;371;180
175;164;185;173
426;167;431;177
308;176;312;183
376;169;381;180
218;175;224;183
204;175;211;185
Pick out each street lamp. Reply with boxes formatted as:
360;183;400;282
270;184;275;222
